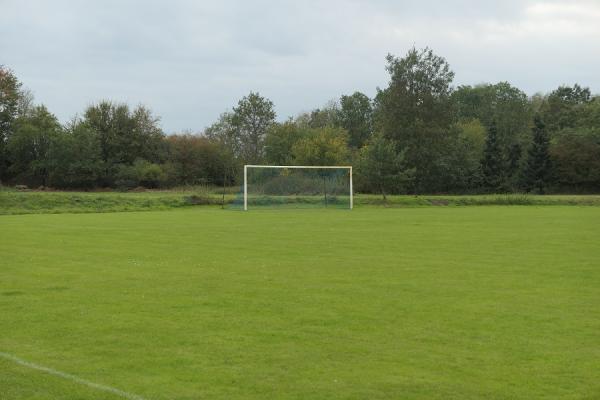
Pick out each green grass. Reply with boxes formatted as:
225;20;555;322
1;207;599;399
2;189;600;215
0;189;226;215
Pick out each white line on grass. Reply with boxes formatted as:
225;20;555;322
0;351;147;400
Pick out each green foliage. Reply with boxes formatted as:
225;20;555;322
453;82;531;151
532;85;599;192
2;60;600;195
295;100;340;129
375;47;455;137
374;47;455;192
0;66;23;181
521;116;552;193
434;122;484;192
165;133;228;185
455;118;486;151
47;122;103;189
264;121;304;165
357;133;413;198
6;105;62;186
481;121;505;192
115;159;167;189
231;92;276;163
69;101;165;187
0;67;21;137
541;84;592;132
291;126;349;165
550;128;600;192
452;82;531;191
339;92;373;148
578;98;600;128
204;112;240;158
83;101;165;169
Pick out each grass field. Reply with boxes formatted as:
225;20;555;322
1;207;599;399
2;187;600;215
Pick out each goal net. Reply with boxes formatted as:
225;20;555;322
232;165;353;210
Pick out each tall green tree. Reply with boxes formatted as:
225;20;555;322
578;97;600;128
231;92;275;163
0;66;23;181
291;127;349;166
83;101;165;184
295;100;340;129
550;128;600;192
440;120;486;191
264;121;304;165
521;116;552;193
452;82;531;184
374;47;455;193
7;105;62;186
47;120;103;189
357;133;413;199
339;92;373;148
481;120;505;192
204;112;240;159
541;84;591;132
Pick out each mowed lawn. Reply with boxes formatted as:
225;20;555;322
1;207;599;399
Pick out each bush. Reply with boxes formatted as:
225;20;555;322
115;160;167;190
114;164;137;190
134;160;166;188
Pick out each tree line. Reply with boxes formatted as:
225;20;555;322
1;47;599;195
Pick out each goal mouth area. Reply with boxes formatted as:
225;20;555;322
234;165;353;211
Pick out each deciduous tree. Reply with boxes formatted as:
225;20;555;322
292;127;349;166
7;105;62;186
339;92;373;148
231;92;275;163
264;121;304;165
0;66;22;181
357;133;413;199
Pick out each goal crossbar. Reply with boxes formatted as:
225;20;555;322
243;165;353;210
245;165;352;169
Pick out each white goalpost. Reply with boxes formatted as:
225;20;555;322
243;165;353;210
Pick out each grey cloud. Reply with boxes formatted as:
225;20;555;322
1;0;599;132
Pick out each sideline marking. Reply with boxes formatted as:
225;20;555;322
0;351;147;400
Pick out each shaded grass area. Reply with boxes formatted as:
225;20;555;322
0;190;226;215
1;188;600;215
1;207;599;399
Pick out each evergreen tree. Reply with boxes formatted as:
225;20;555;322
521;115;552;193
481;120;505;192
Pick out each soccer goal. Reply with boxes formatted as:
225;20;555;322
239;165;353;210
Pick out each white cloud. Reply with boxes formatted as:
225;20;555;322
479;1;600;40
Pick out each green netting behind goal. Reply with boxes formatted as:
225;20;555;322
229;166;352;210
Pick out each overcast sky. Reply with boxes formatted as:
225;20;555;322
2;0;599;133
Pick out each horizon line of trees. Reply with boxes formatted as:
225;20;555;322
1;47;600;196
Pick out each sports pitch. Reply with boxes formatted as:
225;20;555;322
1;207;599;399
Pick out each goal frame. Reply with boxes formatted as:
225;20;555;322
243;165;353;211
